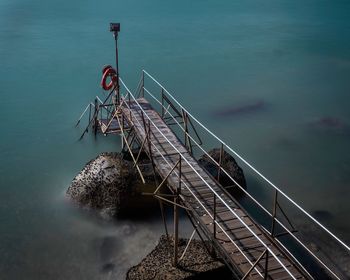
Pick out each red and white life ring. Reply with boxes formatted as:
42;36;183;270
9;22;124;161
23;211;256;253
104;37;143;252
101;65;117;91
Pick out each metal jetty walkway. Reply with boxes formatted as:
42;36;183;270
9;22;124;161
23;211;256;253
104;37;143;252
77;70;350;280
120;97;306;280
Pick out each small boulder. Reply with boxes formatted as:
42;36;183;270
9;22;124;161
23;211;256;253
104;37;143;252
198;148;247;193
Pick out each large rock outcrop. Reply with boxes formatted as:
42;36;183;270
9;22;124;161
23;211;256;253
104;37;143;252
66;151;161;218
66;152;136;217
198;148;247;193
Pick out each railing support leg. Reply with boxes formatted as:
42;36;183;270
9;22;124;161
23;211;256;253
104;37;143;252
213;194;217;239
88;104;91;126
121;114;125;149
271;190;278;237
217;143;224;182
159;200;169;240
242;249;267;280
141;71;145;98
182;109;192;155
173;154;182;267
173;194;179;267
161;89;165;118
264;250;269;280
93;98;98;137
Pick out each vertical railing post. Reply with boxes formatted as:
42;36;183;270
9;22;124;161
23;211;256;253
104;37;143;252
178;154;182;194
271;190;278;237
129;108;132;123
161;89;165;118
141;71;145;98
100;102;102;124
88;104;92;125
213;193;217;239
264;250;269;280
173;195;179;266
264;189;278;278
173;154;181;267
182;109;192;154
93;98;98;136
121;113;125;150
141;111;147;136
217;143;224;183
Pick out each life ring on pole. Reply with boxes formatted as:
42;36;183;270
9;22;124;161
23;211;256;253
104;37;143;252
101;65;117;91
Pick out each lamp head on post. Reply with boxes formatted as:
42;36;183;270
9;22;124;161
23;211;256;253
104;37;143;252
110;23;120;35
109;23;120;104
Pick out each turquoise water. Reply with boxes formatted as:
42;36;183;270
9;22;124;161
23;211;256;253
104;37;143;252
1;0;350;279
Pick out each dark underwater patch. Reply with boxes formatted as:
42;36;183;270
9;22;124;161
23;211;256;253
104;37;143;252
308;117;350;134
212;100;266;118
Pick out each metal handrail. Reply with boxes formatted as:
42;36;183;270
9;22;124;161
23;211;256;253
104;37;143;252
119;77;297;279
75;102;95;127
142;69;350;253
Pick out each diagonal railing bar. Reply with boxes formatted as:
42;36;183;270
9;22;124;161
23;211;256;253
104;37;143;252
115;113;145;184
154;194;191;211
153;158;181;195
179;229;197;261
75;102;95;127
242;249;267;280
276;201;295;231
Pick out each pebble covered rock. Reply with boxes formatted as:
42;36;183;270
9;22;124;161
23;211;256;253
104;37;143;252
66;152;135;217
126;235;233;280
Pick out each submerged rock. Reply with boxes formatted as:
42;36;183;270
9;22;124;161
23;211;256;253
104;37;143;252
296;220;350;279
66;152;135;217
198;148;247;193
126;235;233;280
311;210;333;223
308;117;349;134
213;100;265;118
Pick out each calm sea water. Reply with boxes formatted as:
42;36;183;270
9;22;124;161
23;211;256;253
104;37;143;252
1;0;350;279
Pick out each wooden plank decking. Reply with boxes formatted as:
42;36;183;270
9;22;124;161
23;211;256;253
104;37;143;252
120;98;308;280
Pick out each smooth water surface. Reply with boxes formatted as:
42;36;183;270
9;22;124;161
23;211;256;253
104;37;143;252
0;0;349;279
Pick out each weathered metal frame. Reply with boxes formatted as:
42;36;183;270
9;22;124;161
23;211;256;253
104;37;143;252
118;79;293;279
140;70;348;279
75;70;349;280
